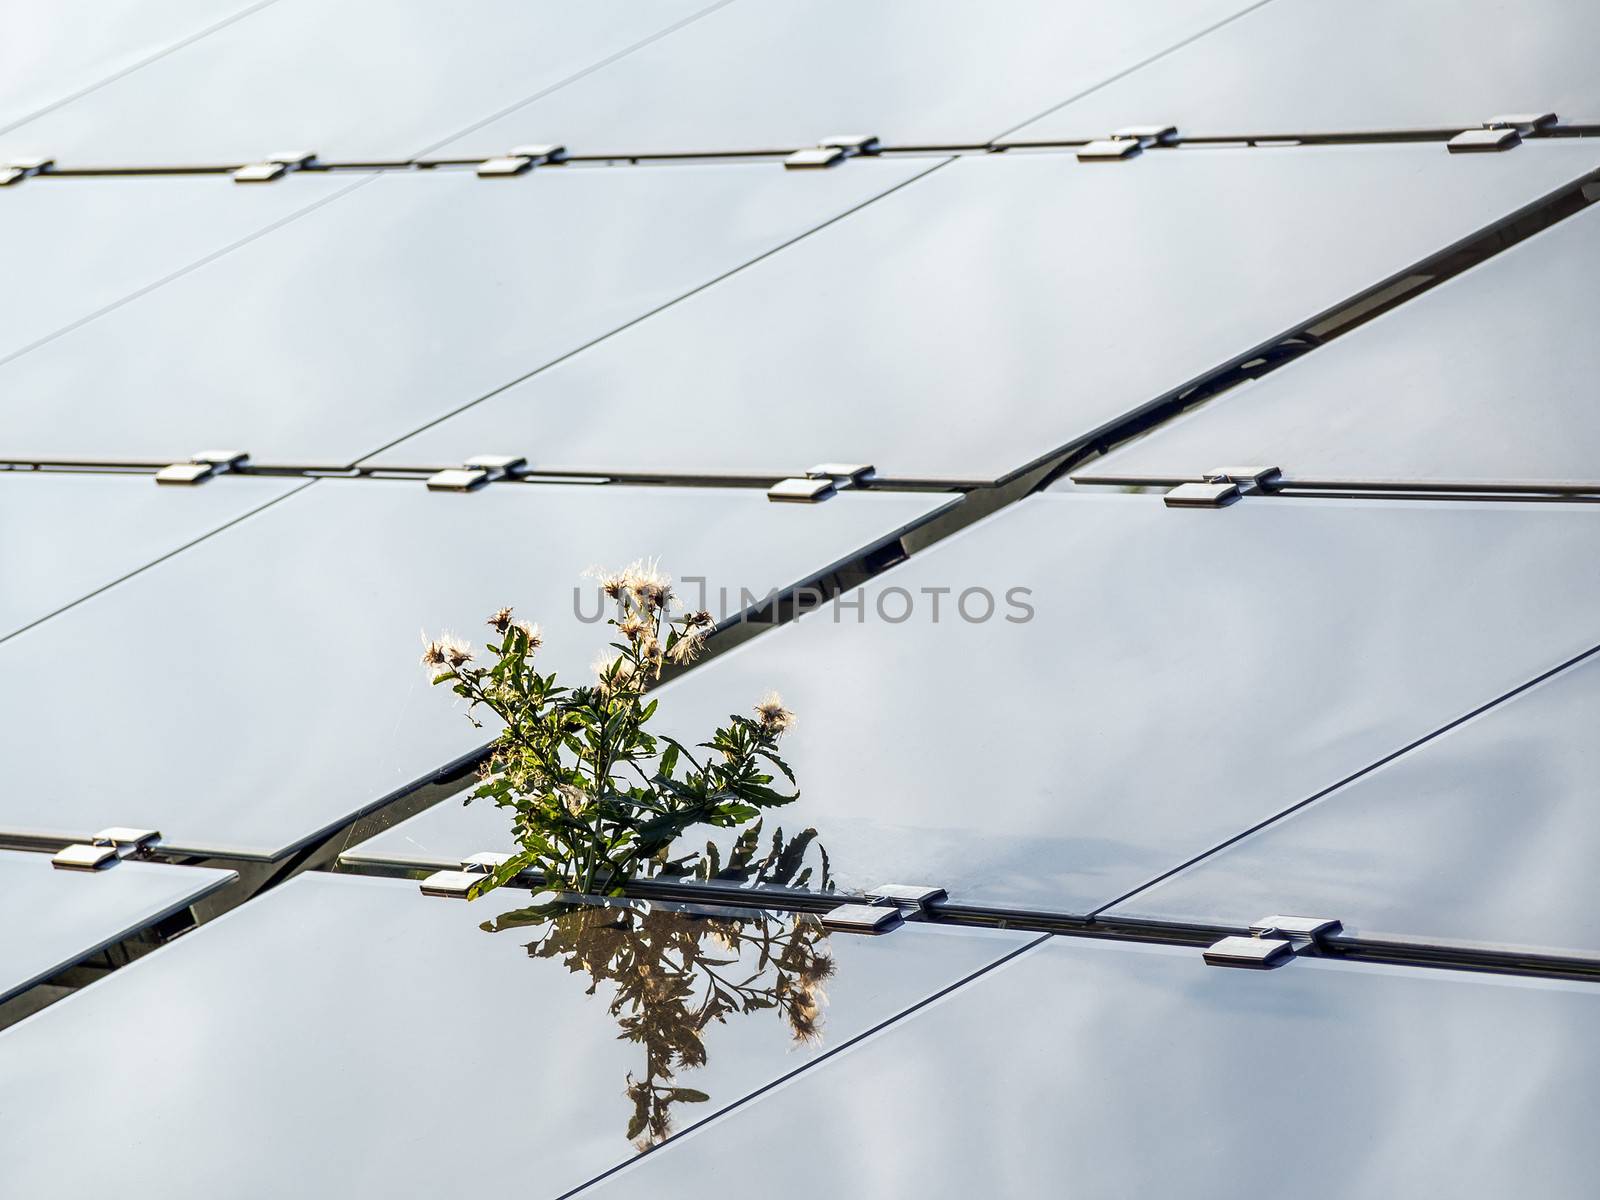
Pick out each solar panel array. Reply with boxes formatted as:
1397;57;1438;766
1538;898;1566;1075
3;1;1599;1194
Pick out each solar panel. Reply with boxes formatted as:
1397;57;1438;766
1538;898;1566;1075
1106;652;1600;959
0;173;365;364
0;0;259;134
0;472;300;640
366;142;1600;486
0;0;721;165
350;493;1600;916
0;848;232;1007
0;479;947;860
1001;0;1600;143
431;0;1258;158
574;935;1600;1198
0;161;934;467
0;872;1032;1194
1081;203;1600;490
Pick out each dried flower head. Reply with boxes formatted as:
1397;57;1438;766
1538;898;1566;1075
593;650;638;696
754;691;795;735
585;565;629;602
618;613;651;643
515;621;543;650
623;558;673;611
680;609;714;630
422;631;473;671
440;633;474;667
666;630;705;665
487;606;514;633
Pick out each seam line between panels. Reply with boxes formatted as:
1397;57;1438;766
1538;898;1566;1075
0;173;381;371
988;0;1280;143
408;0;741;160
556;930;1052;1199
0;477;317;647
0;0;283;139
1088;639;1600;918
354;155;955;464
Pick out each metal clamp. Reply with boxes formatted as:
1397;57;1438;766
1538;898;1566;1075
234;151;317;183
1204;914;1341;968
419;852;516;898
785;134;881;170
767;477;835;503
1448;113;1556;153
52;828;162;872
1165;465;1280;509
477;144;567;177
820;900;903;934
1163;481;1239;509
426;454;528;492
0;156;53;186
1077;125;1178;162
155;449;249;485
867;884;947;915
1203;465;1280;494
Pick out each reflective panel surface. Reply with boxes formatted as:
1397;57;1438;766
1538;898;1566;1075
581;936;1600;1199
0;472;301;640
370;144;1600;485
1085;203;1600;488
0;873;1032;1195
0;162;932;466
1108;653;1600;958
0;849;233;1006
0;0;259;134
1003;0;1600;142
352;494;1600;914
434;0;1256;158
0;480;945;858
0;173;366;363
0;0;720;164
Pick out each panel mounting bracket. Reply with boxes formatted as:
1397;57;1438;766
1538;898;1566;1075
0;156;53;186
1448;113;1556;153
426;454;528;492
1202;465;1280;494
820;900;903;934
767;477;836;503
1203;915;1341;968
1249;914;1342;949
477;143;567;177
866;884;947;916
52;827;163;871
419;852;516;898
155;449;249;485
784;134;880;170
806;462;875;487
234;151;317;182
1163;480;1239;509
1077;125;1178;162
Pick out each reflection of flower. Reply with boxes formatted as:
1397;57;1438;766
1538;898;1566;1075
484;901;835;1150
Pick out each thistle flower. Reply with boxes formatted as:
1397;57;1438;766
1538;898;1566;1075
487;606;514;633
639;635;664;667
754;691;795;735
593;651;638;697
421;631;473;671
515;621;543;651
623;558;672;611
667;630;706;665
679;609;714;630
618;614;651;643
586;565;628;601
